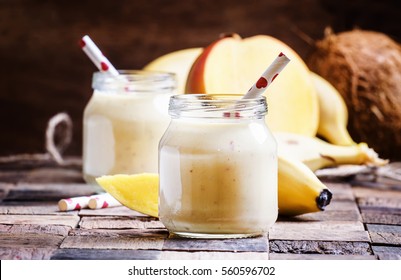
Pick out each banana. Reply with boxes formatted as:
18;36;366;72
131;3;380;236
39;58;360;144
278;155;332;216
276;132;387;216
311;72;356;146
275;132;388;172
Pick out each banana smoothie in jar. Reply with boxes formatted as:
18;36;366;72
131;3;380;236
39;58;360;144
159;94;278;238
83;70;175;189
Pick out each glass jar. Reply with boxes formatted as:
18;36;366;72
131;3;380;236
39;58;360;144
159;94;278;238
83;70;176;190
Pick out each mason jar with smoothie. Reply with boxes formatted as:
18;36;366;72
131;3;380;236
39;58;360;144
83;70;176;190
158;94;278;238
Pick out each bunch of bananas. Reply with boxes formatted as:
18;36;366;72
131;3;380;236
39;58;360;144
277;73;387;216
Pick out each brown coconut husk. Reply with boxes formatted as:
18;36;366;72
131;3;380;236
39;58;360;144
307;28;401;160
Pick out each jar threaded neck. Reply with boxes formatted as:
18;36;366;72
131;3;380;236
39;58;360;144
92;70;176;93
168;94;267;119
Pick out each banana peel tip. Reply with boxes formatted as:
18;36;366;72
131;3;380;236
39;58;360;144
316;189;333;211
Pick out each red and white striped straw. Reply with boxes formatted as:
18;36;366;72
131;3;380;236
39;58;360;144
58;195;91;211
88;193;122;209
242;52;290;99
58;193;122;211
79;35;119;77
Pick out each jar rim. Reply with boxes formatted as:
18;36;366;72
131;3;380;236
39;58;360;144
171;93;265;101
94;69;174;78
169;94;267;119
92;70;176;93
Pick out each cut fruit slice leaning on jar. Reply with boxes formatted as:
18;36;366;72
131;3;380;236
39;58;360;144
96;173;159;217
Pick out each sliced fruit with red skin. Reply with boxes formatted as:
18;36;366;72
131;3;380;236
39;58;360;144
185;34;319;137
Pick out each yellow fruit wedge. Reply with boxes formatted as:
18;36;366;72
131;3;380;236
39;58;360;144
96;173;159;217
143;48;203;94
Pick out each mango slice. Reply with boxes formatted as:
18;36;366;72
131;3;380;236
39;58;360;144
96;173;159;217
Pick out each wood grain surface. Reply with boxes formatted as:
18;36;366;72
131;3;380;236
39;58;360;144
0;155;401;260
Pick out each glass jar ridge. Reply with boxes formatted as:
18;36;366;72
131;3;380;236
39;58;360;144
92;70;176;93
168;94;267;119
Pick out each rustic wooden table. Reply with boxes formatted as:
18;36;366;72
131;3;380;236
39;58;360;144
0;154;400;260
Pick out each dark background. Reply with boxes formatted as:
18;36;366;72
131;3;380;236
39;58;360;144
1;0;400;156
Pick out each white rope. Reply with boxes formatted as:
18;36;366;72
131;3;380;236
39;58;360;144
45;112;73;165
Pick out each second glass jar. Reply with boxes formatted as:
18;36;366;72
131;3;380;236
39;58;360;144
159;94;278;238
83;70;176;188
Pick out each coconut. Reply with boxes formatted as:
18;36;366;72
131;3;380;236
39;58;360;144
307;28;401;160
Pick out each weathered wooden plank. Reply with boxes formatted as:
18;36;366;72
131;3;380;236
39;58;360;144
0;247;57;260
0;201;76;215
0;233;64;249
360;206;401;215
321;199;360;211
369;232;401;246
60;236;165;250
0;214;80;228
0;224;12;231
361;210;401;225
367;224;401;233
68;228;168;238
269;253;377;260
79;216;164;230
352;186;401;200
269;220;370;242
160;251;269;260
366;224;401;245
4;183;96;201
269;240;372;255
372;246;401;260
50;248;161;260
351;180;401;192
0;224;71;236
79;206;146;217
270;229;369;242
272;220;365;231
3;159;401;260
374;176;401;191
358;196;401;209
285;200;362;222
323;182;355;201
163;235;268;253
295;210;362;222
79;215;163;229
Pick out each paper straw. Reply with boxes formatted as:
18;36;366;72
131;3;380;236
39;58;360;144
80;35;120;77
58;193;122;211
58;196;91;211
242;52;290;99
88;193;122;209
